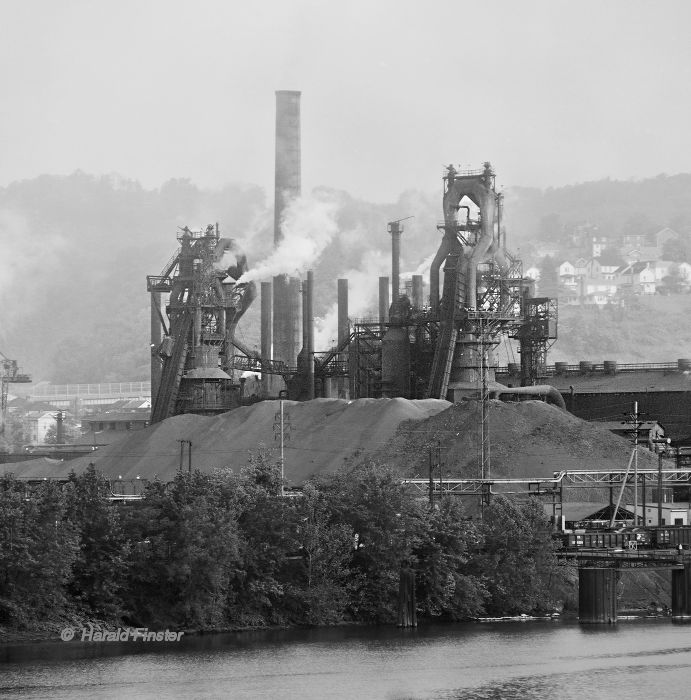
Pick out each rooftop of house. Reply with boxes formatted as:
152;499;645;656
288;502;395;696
82;411;150;424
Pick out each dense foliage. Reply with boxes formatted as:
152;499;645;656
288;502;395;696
0;461;567;634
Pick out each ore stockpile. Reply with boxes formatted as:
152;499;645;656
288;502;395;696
2;399;660;489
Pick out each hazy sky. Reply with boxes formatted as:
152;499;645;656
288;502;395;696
2;0;690;202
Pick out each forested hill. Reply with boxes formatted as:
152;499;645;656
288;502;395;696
506;173;691;249
1;171;691;383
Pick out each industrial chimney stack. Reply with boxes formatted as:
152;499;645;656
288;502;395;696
272;90;302;367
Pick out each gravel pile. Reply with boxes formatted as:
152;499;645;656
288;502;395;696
3;398;657;487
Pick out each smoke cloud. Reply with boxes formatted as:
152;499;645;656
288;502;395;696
235;191;339;283
314;250;389;349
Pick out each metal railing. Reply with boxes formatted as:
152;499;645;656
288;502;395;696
30;382;151;399
496;361;683;375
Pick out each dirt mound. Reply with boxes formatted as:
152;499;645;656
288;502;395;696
3;398;451;486
3;398;658;489
378;398;660;481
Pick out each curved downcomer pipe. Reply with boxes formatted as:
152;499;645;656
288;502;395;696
464;187;495;307
429;235;451;316
490;385;567;411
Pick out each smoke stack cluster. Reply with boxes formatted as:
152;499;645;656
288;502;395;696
273;90;302;366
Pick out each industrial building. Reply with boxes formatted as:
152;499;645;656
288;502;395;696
146;92;564;434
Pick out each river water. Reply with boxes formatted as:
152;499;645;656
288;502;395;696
1;619;690;699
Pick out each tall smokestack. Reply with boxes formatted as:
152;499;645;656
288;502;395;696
273;90;302;367
337;279;349;344
337;278;349;400
379;276;389;324
389;220;402;307
260;281;272;395
305;270;314;399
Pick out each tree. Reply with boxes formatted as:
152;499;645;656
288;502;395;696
538;255;560;298
65;465;130;620
621;212;655;240
228;452;297;626
125;469;243;628
662;236;691;263
316;463;424;623
658;265;686;294
0;477;79;626
413;499;486;620
598;246;626;267
473;496;564;615
537;214;562;242
289;482;358;624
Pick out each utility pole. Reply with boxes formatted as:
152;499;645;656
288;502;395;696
480;325;491;481
623;402;644;524
652;437;672;526
177;439;192;473
273;399;291;496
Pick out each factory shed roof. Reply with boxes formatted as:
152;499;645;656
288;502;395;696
547;372;691;394
82;412;150;424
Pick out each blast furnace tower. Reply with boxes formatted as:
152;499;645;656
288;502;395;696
147;225;256;423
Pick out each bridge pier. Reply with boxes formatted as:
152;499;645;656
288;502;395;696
578;568;619;624
672;563;691;620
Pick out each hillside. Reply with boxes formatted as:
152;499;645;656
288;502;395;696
2;172;691;382
550;294;691;364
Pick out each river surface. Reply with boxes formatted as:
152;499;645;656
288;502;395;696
1;619;690;699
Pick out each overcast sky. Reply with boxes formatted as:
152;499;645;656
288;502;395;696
2;0;690;202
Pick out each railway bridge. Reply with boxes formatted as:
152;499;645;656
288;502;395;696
559;548;691;624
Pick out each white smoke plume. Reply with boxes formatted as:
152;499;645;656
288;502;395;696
401;251;436;279
235;191;339;283
314;250;390;350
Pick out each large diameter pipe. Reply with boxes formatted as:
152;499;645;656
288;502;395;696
429;236;451;317
379;276;389;324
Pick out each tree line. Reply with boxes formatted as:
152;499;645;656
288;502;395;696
0;457;570;634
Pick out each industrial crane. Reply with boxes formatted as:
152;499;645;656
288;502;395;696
0;351;31;434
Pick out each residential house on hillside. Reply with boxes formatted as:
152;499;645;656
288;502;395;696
622;231;648;250
591;235;610;258
24;411;57;444
624;246;661;264
582;280;618;305
616;261;657;294
654;227;679;250
655;260;691;283
557;261;577;288
621;227;680;264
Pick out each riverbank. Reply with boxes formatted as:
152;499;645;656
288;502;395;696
5;607;670;647
2;618;690;700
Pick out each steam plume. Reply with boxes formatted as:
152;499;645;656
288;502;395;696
235;191;339;283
